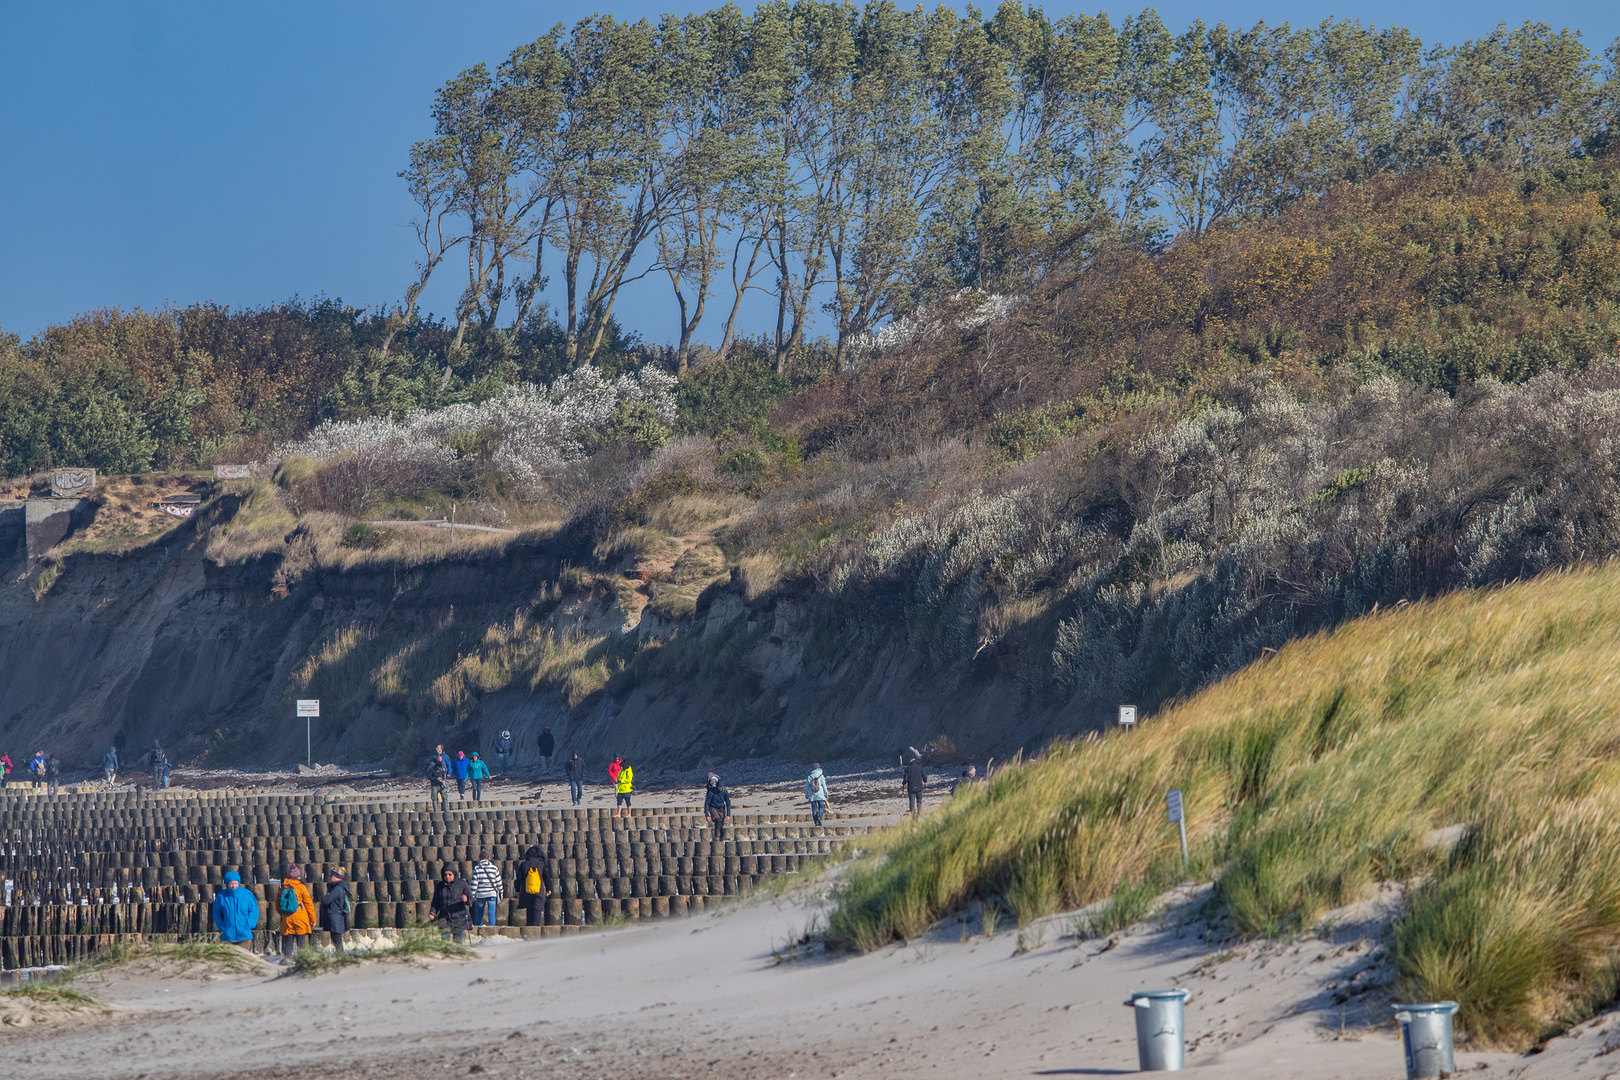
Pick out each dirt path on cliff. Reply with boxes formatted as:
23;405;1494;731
10;879;1618;1079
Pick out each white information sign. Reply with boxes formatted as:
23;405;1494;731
297;700;320;717
1167;788;1184;823
1118;704;1137;727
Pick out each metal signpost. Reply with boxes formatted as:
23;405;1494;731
1167;788;1189;867
297;699;320;766
1118;704;1137;729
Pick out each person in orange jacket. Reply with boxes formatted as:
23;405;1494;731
276;864;317;959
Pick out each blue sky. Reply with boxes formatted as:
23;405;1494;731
1;0;1616;347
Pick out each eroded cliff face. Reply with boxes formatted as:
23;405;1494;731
0;507;1084;772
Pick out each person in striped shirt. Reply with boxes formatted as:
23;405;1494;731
471;851;504;927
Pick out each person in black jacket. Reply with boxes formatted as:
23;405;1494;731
319;868;352;951
516;845;550;926
430;864;475;943
536;726;556;773
704;773;733;840
426;753;449;812
564;752;584;806
904;754;927;816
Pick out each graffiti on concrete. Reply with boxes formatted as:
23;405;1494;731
50;469;96;498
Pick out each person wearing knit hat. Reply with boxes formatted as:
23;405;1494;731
276;864;316;958
211;871;260;950
319;868;353;952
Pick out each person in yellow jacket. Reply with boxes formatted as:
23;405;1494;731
276;863;317;959
615;759;634;818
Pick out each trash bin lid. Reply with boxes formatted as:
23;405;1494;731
1392;1001;1458;1015
1126;989;1190;1005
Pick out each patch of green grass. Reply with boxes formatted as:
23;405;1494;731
286;929;475;977
826;563;1620;1048
85;939;267;976
1;982;103;1007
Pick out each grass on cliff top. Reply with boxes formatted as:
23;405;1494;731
827;562;1620;1048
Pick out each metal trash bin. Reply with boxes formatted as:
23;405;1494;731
1394;1001;1458;1079
1124;988;1190;1070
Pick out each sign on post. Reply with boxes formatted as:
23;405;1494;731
1168;788;1189;867
297;700;319;766
1119;704;1138;728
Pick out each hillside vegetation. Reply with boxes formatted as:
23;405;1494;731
828;562;1620;1047
11;163;1620;768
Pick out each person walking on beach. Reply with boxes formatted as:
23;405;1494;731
904;753;927;816
149;742;163;789
805;764;829;828
471;850;502;927
517;845;549;926
0;752;12;790
469;752;490;802
704;773;732;840
430;864;474;943
454;751;470;798
426;753;449;812
276;864;316;958
614;758;633;817
319;868;352;952
30;751;46;790
494;730;513;777
103;745;118;788
536;726;555;773
45;754;60;796
564;752;584;806
212;871;260;950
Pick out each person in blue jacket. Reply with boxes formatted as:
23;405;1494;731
454;751;471;798
212;871;260;950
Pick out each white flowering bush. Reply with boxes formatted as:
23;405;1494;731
813;361;1620;706
266;365;677;502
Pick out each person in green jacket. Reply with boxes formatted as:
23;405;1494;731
468;752;491;802
615;760;634;818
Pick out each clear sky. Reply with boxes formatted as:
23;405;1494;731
2;0;1616;347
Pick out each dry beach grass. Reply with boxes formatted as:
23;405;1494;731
829;562;1620;1047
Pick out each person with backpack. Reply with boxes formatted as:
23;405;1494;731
470;850;503;927
45;754;60;796
494;730;513;777
426;752;449;812
904;753;927;816
149;742;164;789
564;752;584;806
468;753;491;802
805;764;829;828
319;868;352;952
536;726;556;773
0;753;12;790
454;751;470;798
30;751;46;790
517;845;549;926
704;773;732;840
103;745;119;789
429;864;474;943
276;864;316;958
211;871;260;950
614;759;634;818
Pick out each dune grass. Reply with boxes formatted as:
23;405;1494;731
827;563;1620;1047
84;939;269;976
287;929;475;977
0;982;103;1007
